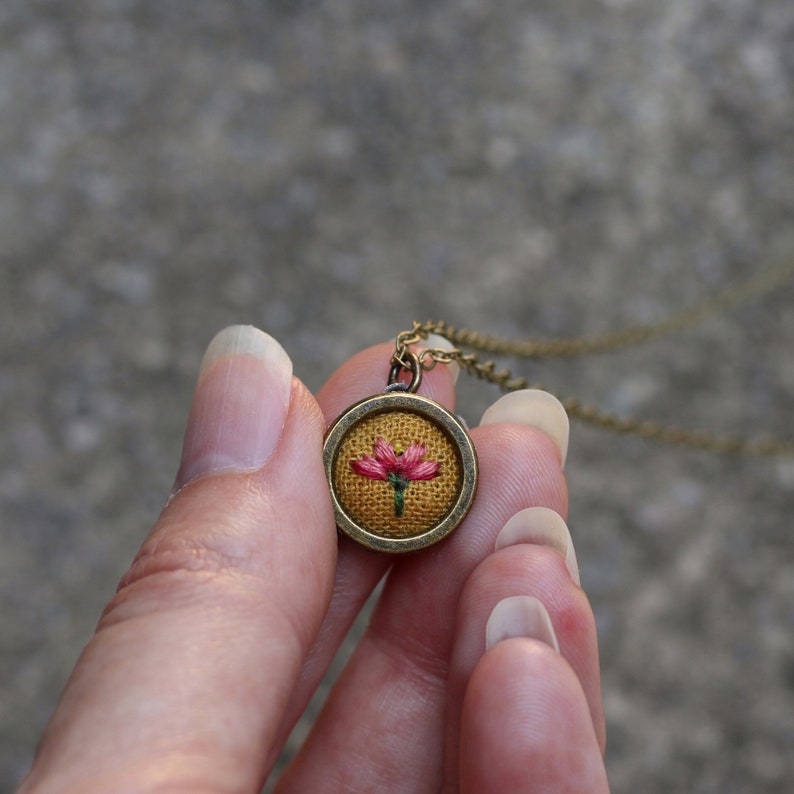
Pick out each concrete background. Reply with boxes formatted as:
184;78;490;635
2;1;793;791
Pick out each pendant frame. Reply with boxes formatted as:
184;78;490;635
324;392;478;553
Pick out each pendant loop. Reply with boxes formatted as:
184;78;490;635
388;350;423;393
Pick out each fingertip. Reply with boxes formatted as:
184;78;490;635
485;595;560;653
175;325;293;492
494;507;581;586
461;639;609;793
480;389;569;468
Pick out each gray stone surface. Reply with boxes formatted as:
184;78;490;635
2;1;793;791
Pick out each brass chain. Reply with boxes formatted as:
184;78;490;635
394;260;794;456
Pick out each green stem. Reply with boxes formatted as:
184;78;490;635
394;487;405;517
388;474;410;517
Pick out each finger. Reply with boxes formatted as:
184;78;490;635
444;510;605;790
460;638;609;793
20;326;337;793
276;393;569;792
270;336;459;755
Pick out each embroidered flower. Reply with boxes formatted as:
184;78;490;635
351;438;441;516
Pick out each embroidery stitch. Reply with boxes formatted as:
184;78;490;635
351;437;441;517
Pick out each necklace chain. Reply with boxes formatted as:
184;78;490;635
394;260;794;457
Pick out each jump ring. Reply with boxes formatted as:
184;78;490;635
388;350;423;393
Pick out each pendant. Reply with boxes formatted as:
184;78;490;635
323;352;478;553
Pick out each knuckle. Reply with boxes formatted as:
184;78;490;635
121;528;250;588
462;544;588;642
99;523;261;630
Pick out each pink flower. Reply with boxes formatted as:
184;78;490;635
351;438;441;516
352;438;440;481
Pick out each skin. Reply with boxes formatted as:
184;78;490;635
19;341;608;793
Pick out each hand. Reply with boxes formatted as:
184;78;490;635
19;325;608;793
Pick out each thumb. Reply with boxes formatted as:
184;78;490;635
21;326;337;794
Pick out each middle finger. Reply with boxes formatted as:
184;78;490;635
275;410;568;792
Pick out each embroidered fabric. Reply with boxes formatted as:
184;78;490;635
331;411;462;538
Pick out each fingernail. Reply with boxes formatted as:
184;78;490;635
174;325;293;490
479;389;569;467
424;332;460;384
494;507;580;585
485;595;560;652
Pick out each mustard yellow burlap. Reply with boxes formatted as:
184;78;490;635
332;411;462;538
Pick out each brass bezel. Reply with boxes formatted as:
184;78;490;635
323;392;478;553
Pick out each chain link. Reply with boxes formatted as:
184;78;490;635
394;260;794;457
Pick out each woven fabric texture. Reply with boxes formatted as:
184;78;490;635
332;410;462;538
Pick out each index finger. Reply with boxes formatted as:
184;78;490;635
269;338;459;758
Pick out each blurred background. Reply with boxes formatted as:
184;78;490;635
2;1;793;791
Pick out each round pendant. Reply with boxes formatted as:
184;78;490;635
323;392;478;553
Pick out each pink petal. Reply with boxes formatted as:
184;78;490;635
350;455;388;480
404;459;441;481
373;437;398;468
397;443;427;470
